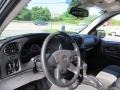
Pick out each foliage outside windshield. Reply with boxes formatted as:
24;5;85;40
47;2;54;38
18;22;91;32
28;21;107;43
1;0;101;38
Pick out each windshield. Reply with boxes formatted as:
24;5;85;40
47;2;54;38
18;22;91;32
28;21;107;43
1;0;102;39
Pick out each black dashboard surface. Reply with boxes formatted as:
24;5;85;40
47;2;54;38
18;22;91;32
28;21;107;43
0;33;98;79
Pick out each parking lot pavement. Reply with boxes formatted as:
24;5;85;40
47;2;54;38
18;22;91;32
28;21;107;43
1;21;47;37
1;21;78;37
1;21;120;39
5;21;47;31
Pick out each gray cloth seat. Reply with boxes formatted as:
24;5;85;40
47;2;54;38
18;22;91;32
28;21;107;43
109;78;120;90
50;65;120;90
96;65;120;89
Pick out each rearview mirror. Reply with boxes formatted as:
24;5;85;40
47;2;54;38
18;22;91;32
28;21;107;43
97;30;106;38
69;7;89;18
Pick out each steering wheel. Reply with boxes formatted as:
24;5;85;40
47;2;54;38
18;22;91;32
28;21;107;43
41;32;81;87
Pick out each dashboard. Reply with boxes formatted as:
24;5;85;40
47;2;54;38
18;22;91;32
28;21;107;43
0;33;99;90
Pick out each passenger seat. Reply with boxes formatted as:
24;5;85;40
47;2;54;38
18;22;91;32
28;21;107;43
96;65;120;89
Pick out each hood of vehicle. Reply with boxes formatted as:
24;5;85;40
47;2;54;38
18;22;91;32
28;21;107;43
80;0;120;12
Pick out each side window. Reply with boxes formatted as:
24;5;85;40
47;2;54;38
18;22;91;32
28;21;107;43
97;14;120;40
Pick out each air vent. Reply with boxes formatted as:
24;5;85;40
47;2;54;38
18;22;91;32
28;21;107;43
4;42;19;55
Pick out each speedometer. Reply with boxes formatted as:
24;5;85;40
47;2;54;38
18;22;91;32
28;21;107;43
20;44;41;63
30;44;41;55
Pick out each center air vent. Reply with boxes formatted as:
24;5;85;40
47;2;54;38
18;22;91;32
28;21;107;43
4;42;19;55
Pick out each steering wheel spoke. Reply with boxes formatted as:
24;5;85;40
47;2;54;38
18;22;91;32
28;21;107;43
47;55;57;67
67;63;77;75
71;50;78;56
52;50;78;59
54;66;62;81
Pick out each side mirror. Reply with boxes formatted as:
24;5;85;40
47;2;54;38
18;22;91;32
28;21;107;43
97;30;106;38
69;7;89;18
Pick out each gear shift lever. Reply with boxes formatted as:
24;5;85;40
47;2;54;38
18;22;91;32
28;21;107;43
82;62;103;90
82;62;88;76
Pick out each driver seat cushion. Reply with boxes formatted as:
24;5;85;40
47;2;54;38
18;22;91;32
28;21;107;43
96;65;120;89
